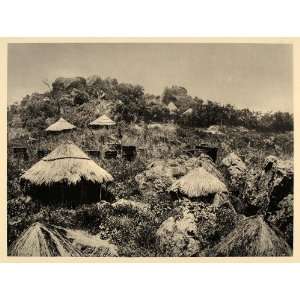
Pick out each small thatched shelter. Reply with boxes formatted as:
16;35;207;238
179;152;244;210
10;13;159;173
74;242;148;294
45;117;76;133
89;114;116;129
169;167;227;201
9;222;81;257
209;216;292;257
121;135;138;161
21;142;113;206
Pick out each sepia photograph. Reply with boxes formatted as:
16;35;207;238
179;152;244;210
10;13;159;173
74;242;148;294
6;41;294;258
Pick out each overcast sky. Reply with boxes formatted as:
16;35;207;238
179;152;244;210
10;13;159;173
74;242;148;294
8;43;293;112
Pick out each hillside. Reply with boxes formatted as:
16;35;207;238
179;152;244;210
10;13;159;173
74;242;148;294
7;75;294;257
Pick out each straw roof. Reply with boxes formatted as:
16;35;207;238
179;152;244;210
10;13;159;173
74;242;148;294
89;114;116;126
65;228;118;256
9;222;118;257
210;216;292;256
21;142;113;186
167;101;178;112
169;167;227;198
9;222;81;256
45;117;76;132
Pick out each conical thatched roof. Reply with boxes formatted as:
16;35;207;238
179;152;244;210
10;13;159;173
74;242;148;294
45;117;76;132
21;142;113;186
210;216;292;257
9;222;119;257
89;114;116;126
9;222;81;257
169;167;227;198
167;101;178;112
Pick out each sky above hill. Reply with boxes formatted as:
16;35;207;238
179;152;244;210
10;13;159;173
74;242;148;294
8;43;293;112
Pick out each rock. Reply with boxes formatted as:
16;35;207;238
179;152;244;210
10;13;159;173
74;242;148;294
156;209;200;256
242;156;293;216
112;199;151;218
267;194;293;246
156;198;238;256
263;155;278;171
212;192;234;210
221;152;247;183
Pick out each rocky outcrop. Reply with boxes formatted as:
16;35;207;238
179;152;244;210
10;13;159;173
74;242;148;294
242;156;293;216
221;152;247;189
156;209;200;256
156;198;238;256
111;199;151;218
267;194;293;246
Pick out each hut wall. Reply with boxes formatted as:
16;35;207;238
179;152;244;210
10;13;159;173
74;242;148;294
104;150;118;159
24;180;112;207
12;147;28;160
122;146;137;161
85;150;101;158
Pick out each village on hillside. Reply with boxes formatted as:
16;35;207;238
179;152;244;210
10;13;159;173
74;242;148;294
7;76;294;257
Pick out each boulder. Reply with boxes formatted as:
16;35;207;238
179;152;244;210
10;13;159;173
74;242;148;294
156;209;200;256
267;194;293;246
212;192;234;210
156;198;238;256
112;199;151;218
221;152;247;188
242;156;293;216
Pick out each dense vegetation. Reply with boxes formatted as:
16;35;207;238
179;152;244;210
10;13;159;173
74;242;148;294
8;76;293;137
7;76;294;257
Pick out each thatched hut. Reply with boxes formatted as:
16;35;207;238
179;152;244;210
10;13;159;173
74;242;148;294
21;142;113;206
121;135;137;161
45;117;76;133
9;222;119;257
9;222;81;257
89;114;116;129
169;167;227;201
209;216;292;256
